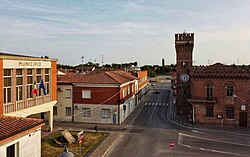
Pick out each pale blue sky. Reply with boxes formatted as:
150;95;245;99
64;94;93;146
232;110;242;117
0;0;250;66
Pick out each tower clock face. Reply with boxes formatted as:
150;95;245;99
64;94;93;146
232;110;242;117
180;73;189;82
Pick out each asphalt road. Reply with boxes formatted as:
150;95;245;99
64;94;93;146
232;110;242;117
106;78;250;157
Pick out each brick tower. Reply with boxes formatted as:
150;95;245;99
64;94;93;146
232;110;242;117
175;32;194;115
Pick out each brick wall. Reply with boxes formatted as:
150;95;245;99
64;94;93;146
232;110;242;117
193;78;250;126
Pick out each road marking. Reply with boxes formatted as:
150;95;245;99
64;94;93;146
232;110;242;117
178;133;249;157
148;103;151;106
149;104;157;120
155;103;158;106
159;103;161;106
145;103;148;106
179;132;250;147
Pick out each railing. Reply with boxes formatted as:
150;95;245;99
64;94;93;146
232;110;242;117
4;103;14;114
4;95;51;114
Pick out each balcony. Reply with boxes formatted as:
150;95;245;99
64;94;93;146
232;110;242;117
187;96;217;104
4;95;51;114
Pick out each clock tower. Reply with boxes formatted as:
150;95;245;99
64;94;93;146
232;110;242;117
175;32;194;115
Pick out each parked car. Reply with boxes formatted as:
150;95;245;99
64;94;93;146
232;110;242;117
154;89;160;94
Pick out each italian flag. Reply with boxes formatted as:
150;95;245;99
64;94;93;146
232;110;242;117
32;83;38;95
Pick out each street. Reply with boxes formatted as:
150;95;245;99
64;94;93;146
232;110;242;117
105;77;250;157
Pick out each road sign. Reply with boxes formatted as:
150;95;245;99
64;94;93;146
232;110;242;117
169;141;175;148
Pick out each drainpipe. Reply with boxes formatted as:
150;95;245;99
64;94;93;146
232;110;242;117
72;84;74;122
118;86;120;125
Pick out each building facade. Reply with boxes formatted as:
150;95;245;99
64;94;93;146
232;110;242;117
56;69;138;124
0;52;57;131
0;116;44;157
188;63;250;127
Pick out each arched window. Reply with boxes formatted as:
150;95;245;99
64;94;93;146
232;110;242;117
206;83;213;100
226;83;234;97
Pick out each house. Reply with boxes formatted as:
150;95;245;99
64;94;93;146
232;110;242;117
0;116;44;157
0;52;58;131
56;69;138;124
0;52;57;157
188;63;250;127
129;68;148;104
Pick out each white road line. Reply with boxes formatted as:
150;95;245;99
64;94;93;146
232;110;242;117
155;103;158;106
162;103;165;106
159;103;161;106
178;133;249;157
148;103;151;106
149;104;157;120
167;103;168;106
145;103;148;106
179;132;250;147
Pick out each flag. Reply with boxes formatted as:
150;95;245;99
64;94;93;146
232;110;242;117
32;82;38;96
39;78;46;95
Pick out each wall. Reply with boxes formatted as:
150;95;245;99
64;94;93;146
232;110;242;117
0;128;42;157
73;86;119;105
192;78;250;126
74;104;118;124
0;59;3;115
137;70;148;91
54;84;73;122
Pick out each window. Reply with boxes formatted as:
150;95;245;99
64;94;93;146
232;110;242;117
226;107;234;119
45;68;50;95
226;84;234;96
206;83;213;100
4;69;12;104
65;89;72;98
65;107;71;116
101;109;111;118
122;88;127;98
206;106;214;117
132;84;134;93
82;90;91;99
27;69;33;98
82;108;91;117
53;107;57;116
16;69;23;101
128;86;130;95
7;143;18;157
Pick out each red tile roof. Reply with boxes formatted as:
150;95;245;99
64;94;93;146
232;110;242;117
0;116;44;141
192;63;250;79
57;69;137;85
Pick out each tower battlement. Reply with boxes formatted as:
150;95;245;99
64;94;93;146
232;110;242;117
175;33;194;41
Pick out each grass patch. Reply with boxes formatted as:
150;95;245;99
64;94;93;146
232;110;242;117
42;131;106;157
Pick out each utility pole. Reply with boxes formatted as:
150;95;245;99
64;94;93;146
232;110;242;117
81;56;84;73
101;55;104;66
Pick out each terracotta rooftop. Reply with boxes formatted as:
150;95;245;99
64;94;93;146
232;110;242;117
57;69;137;84
0;116;44;142
192;63;250;79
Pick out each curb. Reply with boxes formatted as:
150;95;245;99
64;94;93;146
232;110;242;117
102;134;123;157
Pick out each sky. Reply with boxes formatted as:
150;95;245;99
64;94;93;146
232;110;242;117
0;0;250;66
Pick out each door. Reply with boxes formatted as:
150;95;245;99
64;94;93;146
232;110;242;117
239;112;247;127
113;114;116;124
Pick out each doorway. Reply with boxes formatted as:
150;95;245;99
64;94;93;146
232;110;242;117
113;114;116;124
239;112;247;127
